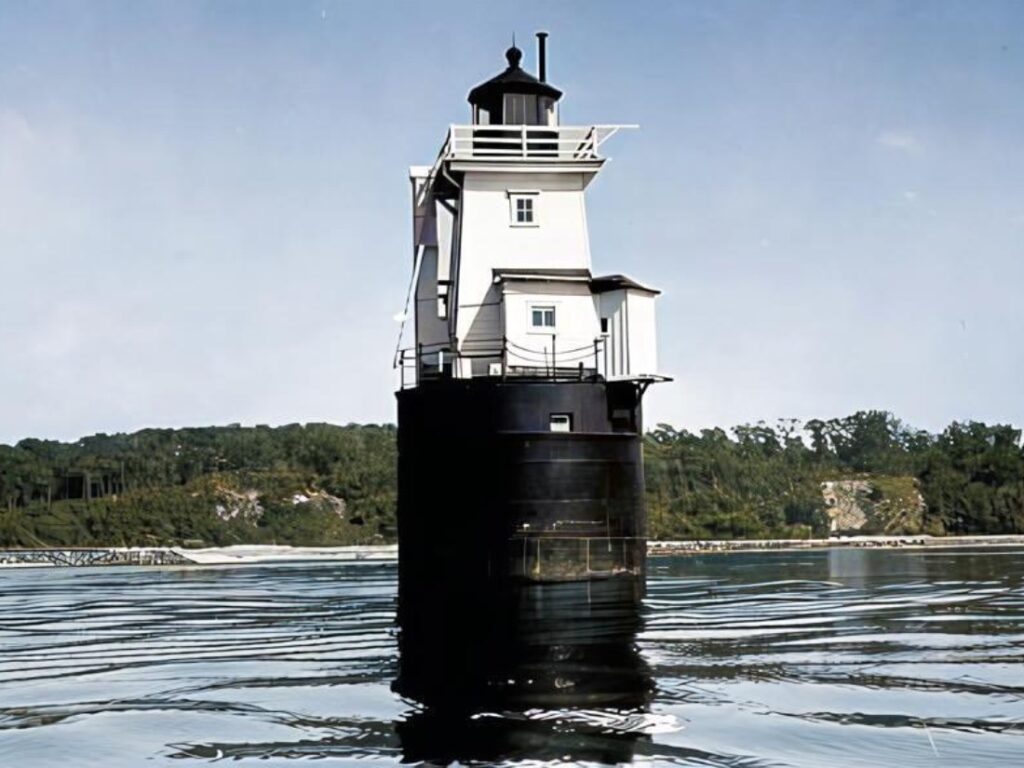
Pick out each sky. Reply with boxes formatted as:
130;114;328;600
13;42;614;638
1;0;1022;445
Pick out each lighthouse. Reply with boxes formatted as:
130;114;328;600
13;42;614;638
393;34;664;709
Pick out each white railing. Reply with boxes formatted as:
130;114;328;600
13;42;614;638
444;124;635;162
412;124;634;209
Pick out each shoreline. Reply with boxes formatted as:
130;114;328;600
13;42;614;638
2;535;1024;567
648;533;1024;556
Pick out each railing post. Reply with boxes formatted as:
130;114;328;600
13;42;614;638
551;333;556;379
594;339;600;379
501;335;507;379
521;124;527;157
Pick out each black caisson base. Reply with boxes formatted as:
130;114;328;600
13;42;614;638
394;378;649;708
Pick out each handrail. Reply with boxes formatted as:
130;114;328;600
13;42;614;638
395;335;608;390
440;124;637;163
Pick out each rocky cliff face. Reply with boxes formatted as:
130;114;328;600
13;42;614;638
212;484;348;523
822;477;926;534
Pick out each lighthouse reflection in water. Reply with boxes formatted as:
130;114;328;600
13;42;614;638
393;574;654;763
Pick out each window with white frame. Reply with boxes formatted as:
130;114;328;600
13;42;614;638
509;192;537;225
530;305;556;330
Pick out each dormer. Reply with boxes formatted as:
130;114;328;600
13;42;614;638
467;34;562;126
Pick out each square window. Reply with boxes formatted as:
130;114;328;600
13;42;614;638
531;305;555;329
509;193;537;225
549;414;572;432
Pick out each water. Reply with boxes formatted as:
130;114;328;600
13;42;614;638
1;547;1023;766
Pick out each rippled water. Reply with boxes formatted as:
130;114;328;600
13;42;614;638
1;547;1023;766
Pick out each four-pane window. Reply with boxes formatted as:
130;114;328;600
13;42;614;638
515;196;534;223
509;192;538;225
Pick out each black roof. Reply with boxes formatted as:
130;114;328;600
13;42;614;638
468;46;563;105
591;274;661;295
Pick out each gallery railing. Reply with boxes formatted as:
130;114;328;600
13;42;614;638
395;335;609;390
449;124;601;161
414;124;634;208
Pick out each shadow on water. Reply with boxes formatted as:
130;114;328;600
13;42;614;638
393;574;657;764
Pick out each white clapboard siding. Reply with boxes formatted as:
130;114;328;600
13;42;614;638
403;114;662;385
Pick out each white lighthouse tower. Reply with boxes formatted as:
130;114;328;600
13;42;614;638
399;38;660;389
394;34;664;707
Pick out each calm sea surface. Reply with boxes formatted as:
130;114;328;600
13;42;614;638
1;548;1023;766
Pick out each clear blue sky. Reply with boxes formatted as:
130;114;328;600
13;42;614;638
1;0;1022;444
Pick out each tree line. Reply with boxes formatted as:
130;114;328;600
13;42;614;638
0;411;1021;548
0;423;397;548
645;411;1024;539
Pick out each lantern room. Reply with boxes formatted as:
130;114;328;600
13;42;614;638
467;33;562;127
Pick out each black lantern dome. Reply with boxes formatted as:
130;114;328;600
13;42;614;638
467;36;562;126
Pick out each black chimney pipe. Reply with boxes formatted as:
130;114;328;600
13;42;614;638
536;31;549;82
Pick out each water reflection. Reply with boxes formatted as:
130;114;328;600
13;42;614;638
828;545;1024;589
2;551;1022;766
827;546;929;586
394;574;654;763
